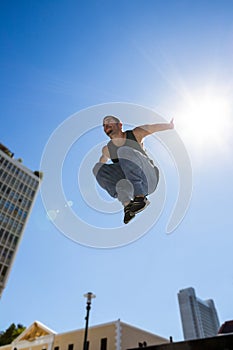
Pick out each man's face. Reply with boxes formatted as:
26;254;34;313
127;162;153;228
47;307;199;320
103;117;121;137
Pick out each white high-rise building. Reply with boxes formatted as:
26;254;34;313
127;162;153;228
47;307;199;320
178;287;220;340
0;143;41;297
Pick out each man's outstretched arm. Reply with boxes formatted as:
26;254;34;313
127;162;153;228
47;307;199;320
134;118;174;140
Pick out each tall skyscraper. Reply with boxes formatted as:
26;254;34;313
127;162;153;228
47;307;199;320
178;287;220;340
0;143;42;297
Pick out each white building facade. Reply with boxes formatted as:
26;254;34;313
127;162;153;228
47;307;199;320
0;320;168;350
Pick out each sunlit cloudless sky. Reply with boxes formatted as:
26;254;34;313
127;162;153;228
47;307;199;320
1;0;233;342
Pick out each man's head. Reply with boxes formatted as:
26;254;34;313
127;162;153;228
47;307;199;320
103;115;123;137
103;115;121;124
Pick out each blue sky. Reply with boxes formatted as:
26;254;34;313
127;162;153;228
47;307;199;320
1;0;233;342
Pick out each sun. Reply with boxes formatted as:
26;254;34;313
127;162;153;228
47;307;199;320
175;87;232;153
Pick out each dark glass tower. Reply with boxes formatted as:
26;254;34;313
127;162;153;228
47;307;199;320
0;143;41;297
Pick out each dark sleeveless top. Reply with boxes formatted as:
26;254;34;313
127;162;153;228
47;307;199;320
107;130;150;163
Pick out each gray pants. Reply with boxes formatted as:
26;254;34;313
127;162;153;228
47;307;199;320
93;146;159;204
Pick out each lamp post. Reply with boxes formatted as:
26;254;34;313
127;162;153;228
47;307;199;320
83;292;96;350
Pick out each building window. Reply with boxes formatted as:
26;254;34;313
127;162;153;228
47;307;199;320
100;338;107;350
54;347;59;350
68;344;74;350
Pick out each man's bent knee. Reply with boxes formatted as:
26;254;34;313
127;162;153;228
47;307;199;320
117;146;136;159
92;162;103;177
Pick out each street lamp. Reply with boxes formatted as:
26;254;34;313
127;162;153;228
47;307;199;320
83;292;96;350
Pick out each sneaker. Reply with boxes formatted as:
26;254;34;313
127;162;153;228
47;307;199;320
130;196;150;214
124;203;135;224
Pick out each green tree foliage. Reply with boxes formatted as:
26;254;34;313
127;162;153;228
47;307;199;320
0;323;26;345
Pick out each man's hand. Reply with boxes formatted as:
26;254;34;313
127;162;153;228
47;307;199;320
169;118;174;129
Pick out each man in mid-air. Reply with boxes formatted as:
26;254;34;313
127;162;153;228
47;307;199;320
93;115;174;224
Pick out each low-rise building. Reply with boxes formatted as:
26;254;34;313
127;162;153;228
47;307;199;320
129;333;233;350
0;320;168;350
